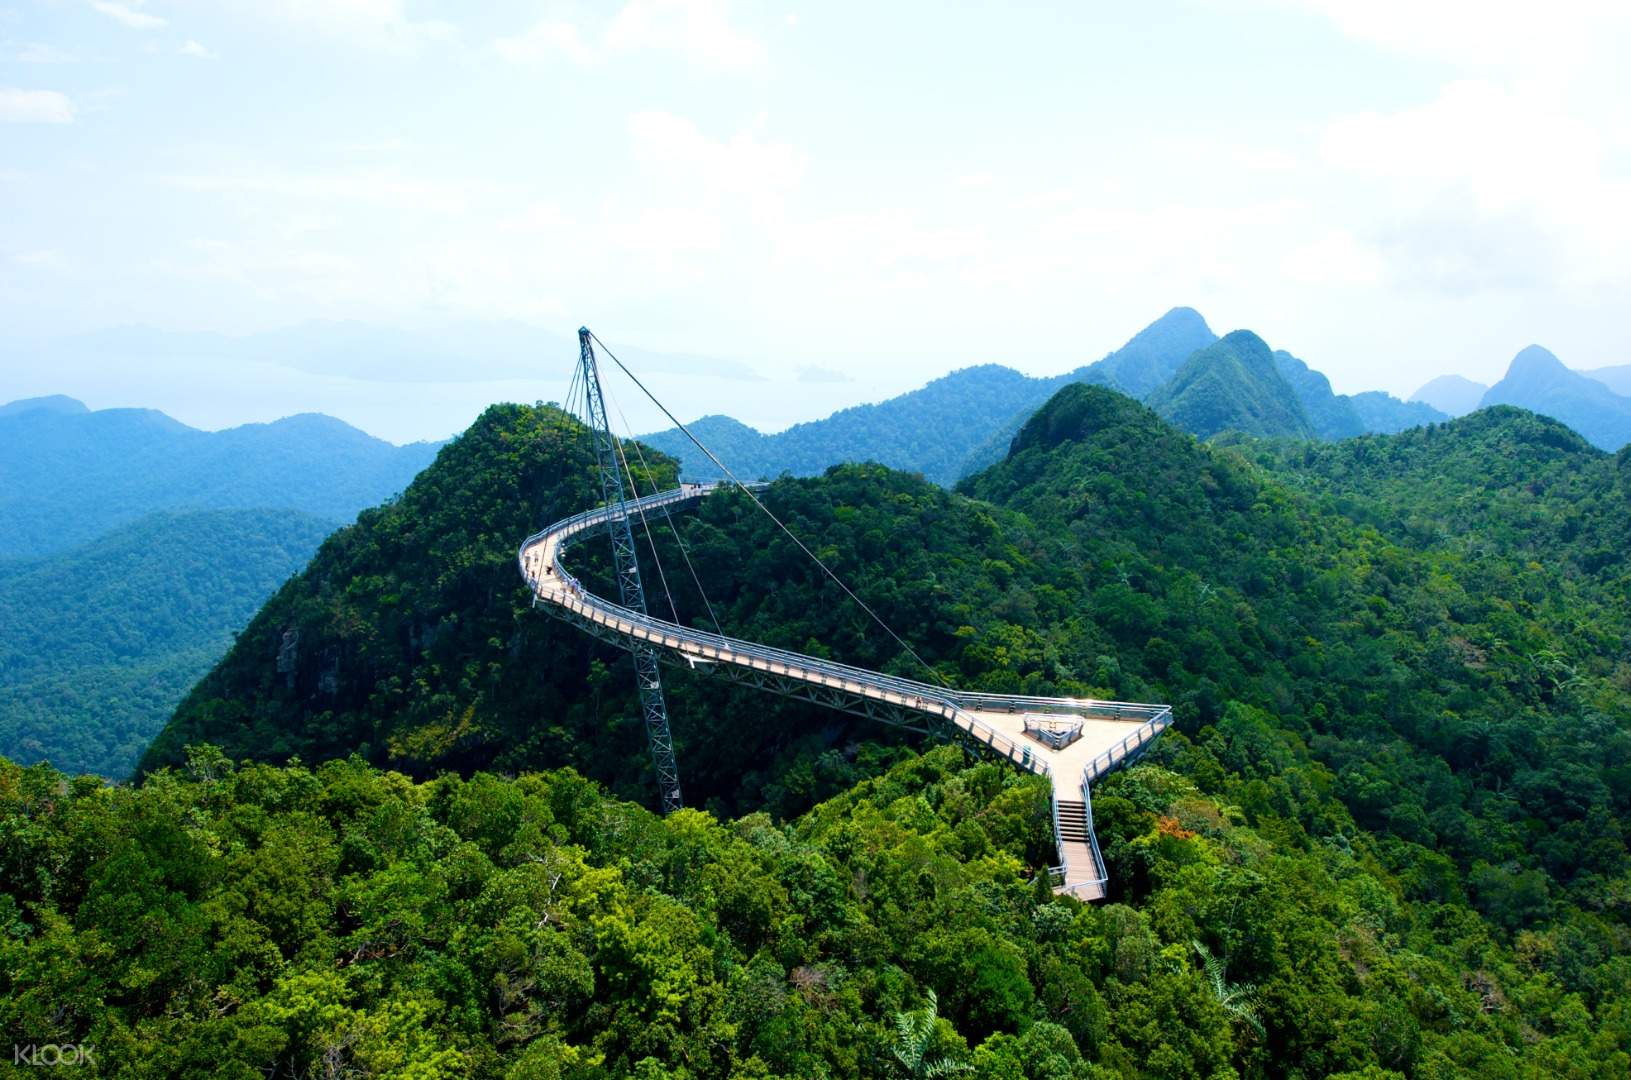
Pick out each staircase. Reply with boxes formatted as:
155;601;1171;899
1053;799;1106;901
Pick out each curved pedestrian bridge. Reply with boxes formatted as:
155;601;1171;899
520;481;1171;900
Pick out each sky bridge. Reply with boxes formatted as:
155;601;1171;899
520;481;1171;900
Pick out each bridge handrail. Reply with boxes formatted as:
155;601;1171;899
519;484;1051;777
521;490;1166;722
1055;708;1176;896
945;692;1167;721
1084;708;1174;781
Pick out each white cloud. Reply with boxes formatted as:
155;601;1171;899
607;0;763;69
626;110;805;214
91;1;168;31
506;202;574;232
1322;81;1602;209
1373;208;1558;296
162;168;509;214
1281;229;1385;286
17;43;76;63
956;172;993;188
0;88;75;123
334;136;414;154
1321;79;1631;289
496;0;764;69
11;250;72;271
493;20;596;65
178;39;217;59
1285;0;1630;73
601;205;723;267
1008;188;1075;212
218;0;454;53
772;210;987;276
1229;146;1299;171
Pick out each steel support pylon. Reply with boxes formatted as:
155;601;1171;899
578;328;683;813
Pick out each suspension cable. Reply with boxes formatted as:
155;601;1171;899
562;353;583;421
599;377;683;623
588;330;949;688
602;375;726;636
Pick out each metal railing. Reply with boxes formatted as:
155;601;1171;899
1023;715;1084;750
521;481;1177;896
1084;708;1174;781
950;692;1169;724
1055;708;1176;897
519;485;1053;778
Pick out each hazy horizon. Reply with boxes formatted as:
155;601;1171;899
3;307;1627;445
5;2;1631;439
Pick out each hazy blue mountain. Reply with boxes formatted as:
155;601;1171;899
1479;345;1631;451
1349;391;1448;433
645;308;1456;483
1272;353;1446;438
951;308;1218;477
1148;330;1315;440
1073;305;1220;397
0;507;335;778
0;394;88;417
645;308;1218;485
1411;374;1489;417
1272;351;1365;439
0;401;440;559
1585;364;1631;396
643;363;1069;485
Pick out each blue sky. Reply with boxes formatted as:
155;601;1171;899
3;1;1630;441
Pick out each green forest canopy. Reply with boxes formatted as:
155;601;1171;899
7;383;1628;1076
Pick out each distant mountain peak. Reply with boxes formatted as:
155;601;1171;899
1481;344;1631;450
1079;307;1220;399
1217;328;1271;353
1148;330;1315;440
1010;383;1155;456
0;394;88;418
1139;306;1213;339
1411;374;1488;418
1509;344;1567;377
255;412;373;436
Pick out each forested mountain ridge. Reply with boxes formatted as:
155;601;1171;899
0;399;439;560
0;397;441;781
644;364;1062;486
1479;345;1631;452
142;403;1021;813
643;308;1216;484
0;393;87;417
30;381;1631;1076
646;309;1440;484
0;508;336;777
1145;331;1315;440
1273;352;1445;439
1229;405;1630;575
961;387;1629;920
137;403;644;786
1079;304;1218;397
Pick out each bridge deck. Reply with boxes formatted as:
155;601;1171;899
520;482;1171;900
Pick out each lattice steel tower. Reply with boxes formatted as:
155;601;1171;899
577;328;683;813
